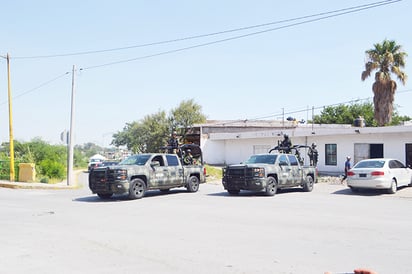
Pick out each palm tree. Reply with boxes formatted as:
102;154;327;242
361;39;408;126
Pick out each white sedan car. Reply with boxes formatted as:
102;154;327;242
347;158;412;194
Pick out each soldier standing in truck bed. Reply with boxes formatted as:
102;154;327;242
280;134;292;153
167;131;179;154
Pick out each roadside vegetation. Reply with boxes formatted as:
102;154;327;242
205;165;223;182
312;102;410;126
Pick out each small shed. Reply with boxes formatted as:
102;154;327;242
89;154;106;162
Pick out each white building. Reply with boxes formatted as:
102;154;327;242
195;120;412;175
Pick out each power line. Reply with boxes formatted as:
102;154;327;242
0;72;70;106
80;0;401;71
210;89;412;126
1;0;403;108
10;0;400;60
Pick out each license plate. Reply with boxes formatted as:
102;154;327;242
359;174;367;178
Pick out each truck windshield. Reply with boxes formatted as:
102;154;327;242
119;155;151;165
245;154;277;164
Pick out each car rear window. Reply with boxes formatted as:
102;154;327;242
354;160;385;168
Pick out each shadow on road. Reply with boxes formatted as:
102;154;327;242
74;189;191;203
331;186;410;196
208;188;308;197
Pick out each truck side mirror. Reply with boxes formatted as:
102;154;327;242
151;161;160;167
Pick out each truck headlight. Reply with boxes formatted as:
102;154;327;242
115;169;127;180
253;168;264;178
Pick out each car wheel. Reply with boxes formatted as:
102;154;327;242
227;189;240;195
97;193;113;199
187;176;200;192
265;177;278;196
303;175;314;192
388;179;397;194
128;178;146;199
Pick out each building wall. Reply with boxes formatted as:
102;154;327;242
200;125;412;174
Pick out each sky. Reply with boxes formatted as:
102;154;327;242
0;0;411;147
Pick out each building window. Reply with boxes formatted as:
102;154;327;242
325;144;337;166
253;145;271;154
354;143;384;164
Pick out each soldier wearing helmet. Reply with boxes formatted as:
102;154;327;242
308;142;318;166
280;134;292;153
167;131;179;154
183;149;194;165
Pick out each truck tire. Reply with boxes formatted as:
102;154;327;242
187;175;200;192
227;189;240;195
128;178;146;199
265;177;278;196
97;193;113;199
303;175;314;192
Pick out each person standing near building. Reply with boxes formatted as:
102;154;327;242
308;143;318;166
341;156;351;183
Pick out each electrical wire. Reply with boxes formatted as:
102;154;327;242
1;0;404;117
0;72;70;106
80;0;401;71
209;89;412;126
10;0;401;60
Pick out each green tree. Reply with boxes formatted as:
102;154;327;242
312;102;410;126
112;99;207;152
112;111;169;153
169;99;207;137
361;39;408;126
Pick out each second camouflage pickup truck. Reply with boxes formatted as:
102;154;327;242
222;152;317;196
89;144;206;199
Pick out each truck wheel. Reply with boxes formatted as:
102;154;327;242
128;178;146;199
303;176;314;192
97;193;113;199
187;176;200;192
265;177;278;196
227;189;240;195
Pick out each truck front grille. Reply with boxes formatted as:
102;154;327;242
225;168;254;179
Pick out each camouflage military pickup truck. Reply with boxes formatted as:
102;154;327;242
222;152;317;196
89;144;206;199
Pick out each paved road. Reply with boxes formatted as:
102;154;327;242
0;173;411;274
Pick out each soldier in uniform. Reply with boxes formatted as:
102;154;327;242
280;134;292;153
183;149;194;165
308;143;318;166
167;131;179;154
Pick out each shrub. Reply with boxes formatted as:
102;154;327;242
38;159;65;180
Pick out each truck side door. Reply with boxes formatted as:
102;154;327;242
277;154;293;186
165;154;184;186
287;154;302;185
149;155;169;187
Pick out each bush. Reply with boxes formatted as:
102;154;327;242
38;159;65;180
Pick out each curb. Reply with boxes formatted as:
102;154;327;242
0;170;84;190
0;181;77;190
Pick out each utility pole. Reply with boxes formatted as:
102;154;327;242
7;53;15;181
67;65;76;186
